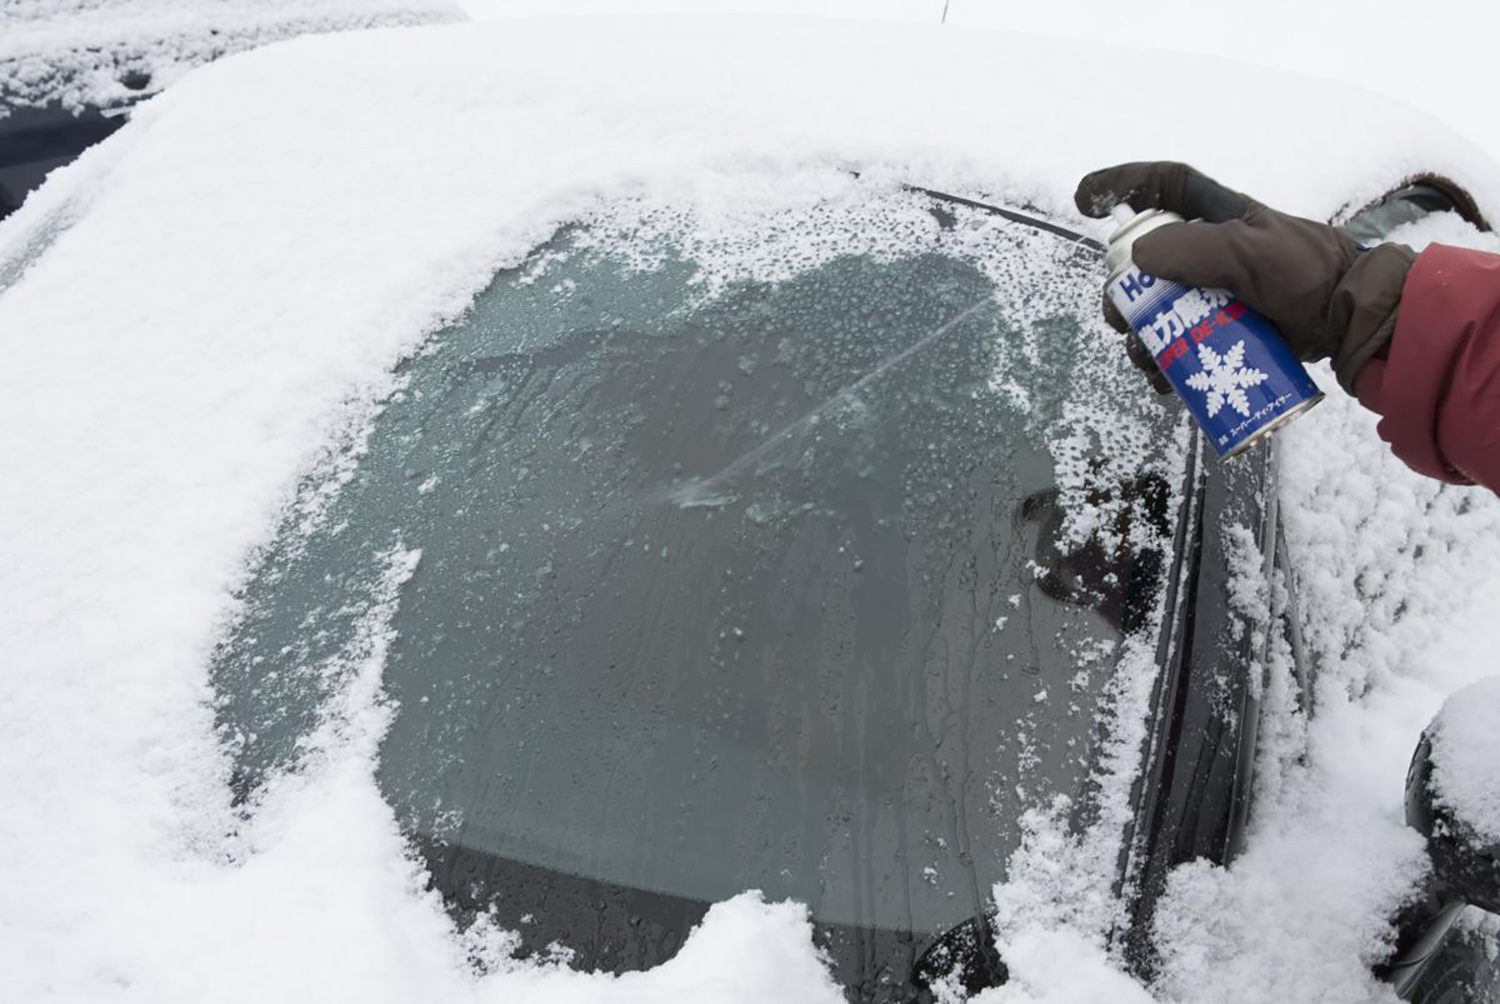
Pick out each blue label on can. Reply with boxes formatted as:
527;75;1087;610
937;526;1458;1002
1107;265;1322;456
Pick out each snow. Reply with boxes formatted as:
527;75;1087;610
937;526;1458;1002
2;10;1500;1004
455;0;1500;173
944;0;1500;179
975;929;1156;1003
0;0;464;113
461;0;944;20
1428;677;1500;847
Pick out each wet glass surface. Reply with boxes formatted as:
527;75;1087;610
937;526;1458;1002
211;198;1177;956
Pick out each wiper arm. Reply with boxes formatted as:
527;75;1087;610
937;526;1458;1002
911;912;1008;997
903;182;1106;254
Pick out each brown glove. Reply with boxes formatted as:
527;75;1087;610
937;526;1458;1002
1074;161;1415;394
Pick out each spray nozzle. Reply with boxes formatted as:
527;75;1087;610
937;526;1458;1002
1109;203;1137;228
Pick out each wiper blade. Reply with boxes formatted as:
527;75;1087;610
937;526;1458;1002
845;169;1108;255
911;913;1008;996
903;182;1106;255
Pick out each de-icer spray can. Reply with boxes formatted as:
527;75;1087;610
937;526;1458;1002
1105;206;1323;458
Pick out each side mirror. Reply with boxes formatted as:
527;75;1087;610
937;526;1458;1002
1379;678;1500;997
1339;176;1490;245
1406;735;1500;915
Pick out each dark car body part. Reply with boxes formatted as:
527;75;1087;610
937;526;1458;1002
1381;733;1473;997
1115;443;1279;980
417;832;999;1001
1380;733;1500;1002
1339;177;1491;243
0;100;137;223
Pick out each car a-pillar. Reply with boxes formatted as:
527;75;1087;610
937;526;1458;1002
1379;678;1500;1000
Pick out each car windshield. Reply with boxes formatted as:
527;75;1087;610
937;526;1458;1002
211;193;1182;957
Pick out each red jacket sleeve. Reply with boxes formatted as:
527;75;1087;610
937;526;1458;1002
1354;243;1500;493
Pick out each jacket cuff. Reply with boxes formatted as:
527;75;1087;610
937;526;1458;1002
1332;242;1417;394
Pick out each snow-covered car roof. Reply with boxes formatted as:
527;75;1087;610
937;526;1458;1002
0;0;465;113
3;15;1500;1004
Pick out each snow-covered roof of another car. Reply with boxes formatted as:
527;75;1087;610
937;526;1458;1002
2;14;1499;1004
0;0;465;114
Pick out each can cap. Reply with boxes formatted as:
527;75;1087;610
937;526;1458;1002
1104;206;1182;279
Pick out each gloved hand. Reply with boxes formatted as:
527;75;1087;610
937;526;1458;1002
1074;161;1415;395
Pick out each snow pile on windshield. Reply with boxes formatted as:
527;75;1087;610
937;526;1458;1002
0;0;462;113
1428;677;1500;846
2;13;1499;1004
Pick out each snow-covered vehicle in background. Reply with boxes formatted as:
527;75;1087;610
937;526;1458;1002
0;0;463;219
4;14;1500;1004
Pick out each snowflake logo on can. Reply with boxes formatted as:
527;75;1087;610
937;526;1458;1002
1185;340;1268;417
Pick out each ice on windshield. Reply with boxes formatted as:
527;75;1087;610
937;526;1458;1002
209;194;1186;985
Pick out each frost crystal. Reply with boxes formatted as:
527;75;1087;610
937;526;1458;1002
1184;340;1267;417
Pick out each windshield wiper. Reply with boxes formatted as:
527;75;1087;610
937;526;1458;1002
903;183;1106;254
911;912;1008;996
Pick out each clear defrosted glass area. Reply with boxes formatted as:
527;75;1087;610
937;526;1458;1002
211;193;1182;940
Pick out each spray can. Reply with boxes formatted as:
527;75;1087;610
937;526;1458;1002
1105;206;1323;458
